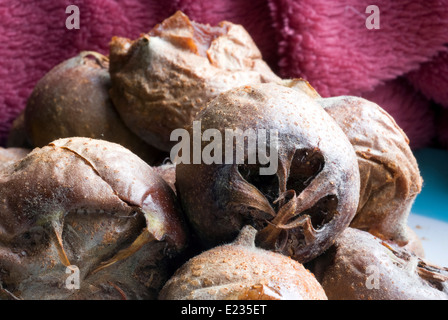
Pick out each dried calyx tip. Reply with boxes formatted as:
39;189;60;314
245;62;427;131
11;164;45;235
79;51;109;68
232;225;258;247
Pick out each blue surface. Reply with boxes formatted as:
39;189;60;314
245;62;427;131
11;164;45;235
411;148;448;223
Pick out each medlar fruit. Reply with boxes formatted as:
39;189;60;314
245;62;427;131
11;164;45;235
311;227;448;300
318;96;423;245
0;137;188;300
159;225;327;300
24;51;162;165
175;83;361;263
282;82;424;247
108;11;281;152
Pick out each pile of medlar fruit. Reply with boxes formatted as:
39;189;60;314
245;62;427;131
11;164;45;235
2;11;446;300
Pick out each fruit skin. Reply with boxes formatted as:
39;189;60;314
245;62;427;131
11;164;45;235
108;11;281;152
175;83;360;263
401;226;425;258
24;51;162;165
0;147;29;171
318;96;423;245
311;227;448;300
283;82;423;247
152;163;176;193
159;225;327;300
0;137;188;300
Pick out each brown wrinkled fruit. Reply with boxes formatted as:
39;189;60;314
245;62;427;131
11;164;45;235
24;51;163;165
318;96;423;245
0;137;188;300
175;83;360;263
108;11;281;152
311;227;448;300
159;225;327;300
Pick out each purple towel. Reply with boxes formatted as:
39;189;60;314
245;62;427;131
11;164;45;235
1;0;447;149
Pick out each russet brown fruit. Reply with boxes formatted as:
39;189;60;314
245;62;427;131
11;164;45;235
318;96;423;245
311;227;448;300
24;51;163;165
0;137;188;300
108;11;281;152
159;225;327;300
175;83;361;263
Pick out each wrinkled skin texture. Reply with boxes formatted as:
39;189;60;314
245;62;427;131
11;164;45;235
318;96;423;245
24;51;163;165
311;228;448;300
159;225;327;300
176;83;360;263
0;138;188;300
0;147;29;171
109;11;281;152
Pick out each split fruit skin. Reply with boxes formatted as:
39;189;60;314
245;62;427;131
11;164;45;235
24;51;163;165
0;137;188;300
311;227;448;300
175;83;361;263
159;225;327;300
108;11;281;152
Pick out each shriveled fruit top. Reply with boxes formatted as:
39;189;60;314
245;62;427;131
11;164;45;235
108;11;280;151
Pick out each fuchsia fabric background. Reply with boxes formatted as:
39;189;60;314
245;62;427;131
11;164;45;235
1;0;448;149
